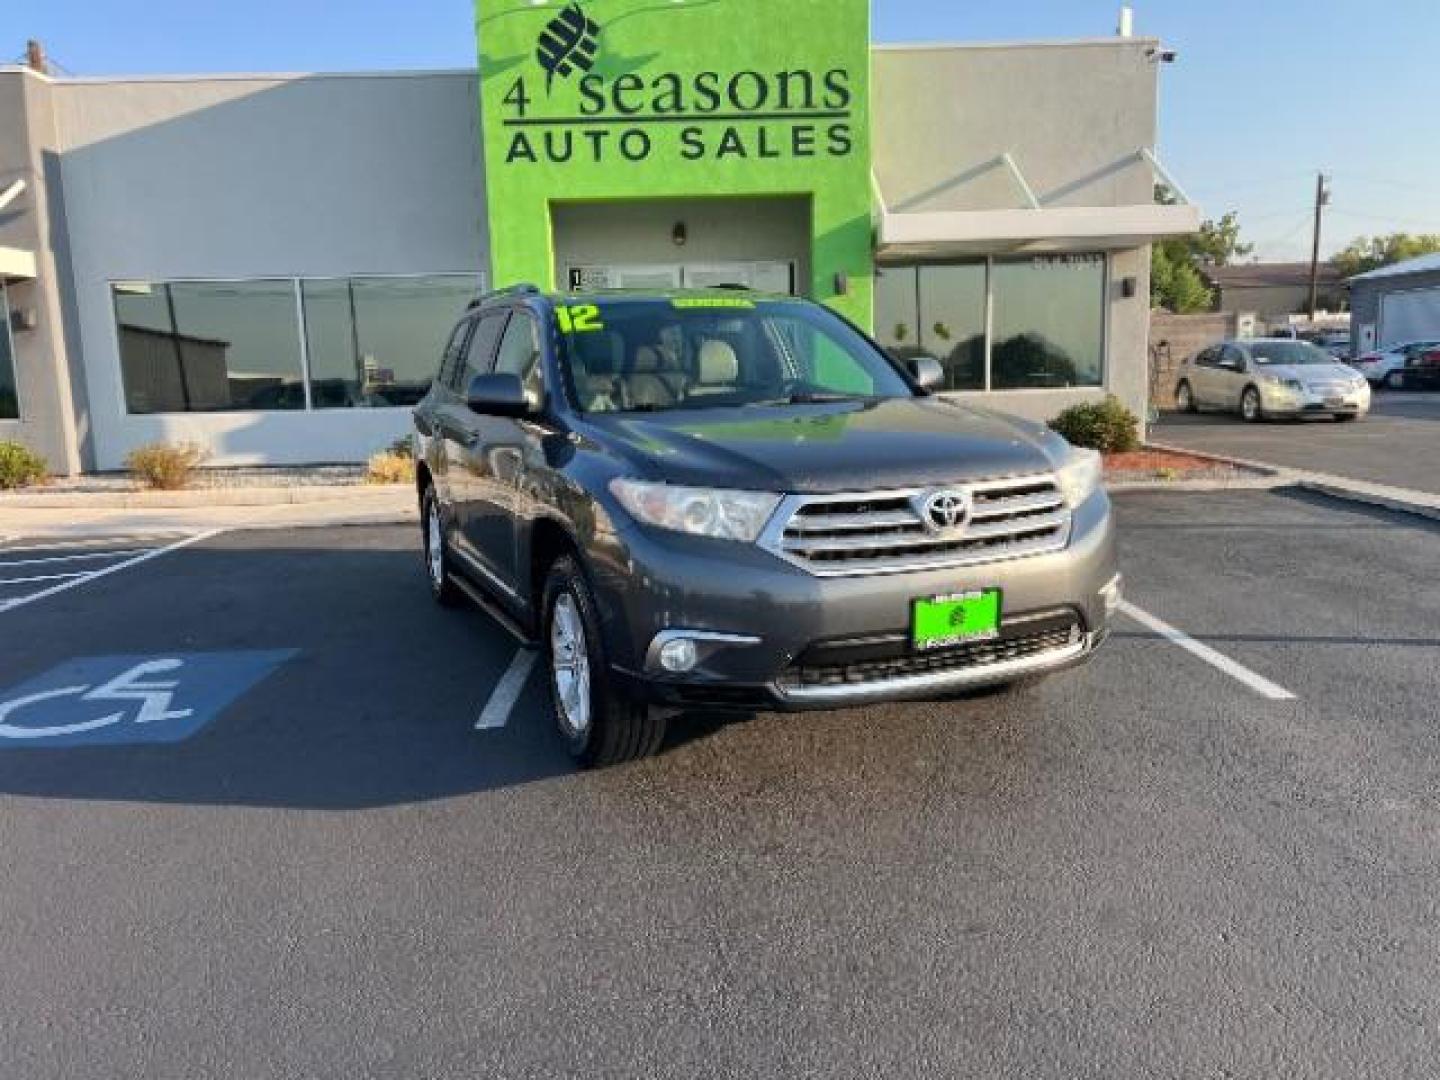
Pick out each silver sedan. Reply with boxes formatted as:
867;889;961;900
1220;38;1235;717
1175;339;1371;422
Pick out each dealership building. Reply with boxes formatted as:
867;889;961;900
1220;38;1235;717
0;0;1197;474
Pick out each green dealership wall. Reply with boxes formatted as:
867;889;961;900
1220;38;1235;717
475;0;873;325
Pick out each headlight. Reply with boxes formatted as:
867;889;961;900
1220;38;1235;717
1055;446;1102;508
608;479;781;542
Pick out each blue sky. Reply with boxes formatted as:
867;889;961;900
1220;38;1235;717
10;0;1438;260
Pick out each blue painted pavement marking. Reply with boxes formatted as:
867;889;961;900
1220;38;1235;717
0;651;297;748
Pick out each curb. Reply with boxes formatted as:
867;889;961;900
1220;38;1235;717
0;483;407;509
1296;481;1440;524
1146;439;1440;522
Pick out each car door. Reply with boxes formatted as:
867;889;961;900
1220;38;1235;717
1216;345;1250;410
460;308;548;596
440;312;508;577
1189;346;1219;405
417;317;474;500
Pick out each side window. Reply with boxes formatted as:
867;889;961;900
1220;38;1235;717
1222;345;1248;371
494;311;545;401
455;313;508;390
1193;347;1215;368
437;319;472;389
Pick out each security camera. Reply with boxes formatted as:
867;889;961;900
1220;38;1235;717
1148;47;1178;63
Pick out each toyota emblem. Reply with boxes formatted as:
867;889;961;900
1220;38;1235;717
921;490;970;532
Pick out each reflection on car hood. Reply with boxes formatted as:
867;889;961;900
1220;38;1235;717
1259;363;1361;385
582;397;1059;493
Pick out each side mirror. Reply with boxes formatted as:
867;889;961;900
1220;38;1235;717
908;355;945;391
466;372;530;417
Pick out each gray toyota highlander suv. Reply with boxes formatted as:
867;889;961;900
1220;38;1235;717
414;286;1120;766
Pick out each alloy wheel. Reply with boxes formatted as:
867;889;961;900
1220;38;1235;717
550;592;592;737
427;499;445;590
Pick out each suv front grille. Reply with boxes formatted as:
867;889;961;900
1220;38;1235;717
782;614;1084;689
761;475;1071;577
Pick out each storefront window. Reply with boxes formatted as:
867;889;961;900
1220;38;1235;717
0;283;18;419
875;254;1107;393
873;266;920;361
113;274;484;414
301;275;483;408
991;255;1105;390
115;280;306;413
917;264;986;391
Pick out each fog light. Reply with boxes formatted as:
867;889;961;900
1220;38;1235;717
658;637;699;673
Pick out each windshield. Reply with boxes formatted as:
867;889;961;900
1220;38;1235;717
1248;341;1337;366
555;296;914;413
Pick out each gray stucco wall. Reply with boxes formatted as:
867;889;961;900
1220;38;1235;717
871;41;1162;431
54;71;489;469
872;40;1158;215
0;70;86;474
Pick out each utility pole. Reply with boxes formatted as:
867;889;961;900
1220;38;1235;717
1308;172;1331;320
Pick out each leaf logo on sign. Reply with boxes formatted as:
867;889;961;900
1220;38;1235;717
536;3;602;92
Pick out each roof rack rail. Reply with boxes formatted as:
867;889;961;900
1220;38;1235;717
467;282;541;309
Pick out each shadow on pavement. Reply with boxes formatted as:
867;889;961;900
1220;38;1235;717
0;535;735;809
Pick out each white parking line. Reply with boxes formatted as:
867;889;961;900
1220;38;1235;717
1118;599;1297;701
0;530;225;615
0;570;91;586
0;548;154;569
475;648;539;730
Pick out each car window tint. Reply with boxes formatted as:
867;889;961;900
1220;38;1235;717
456;313;508;390
437;319;472;388
494;311;544;400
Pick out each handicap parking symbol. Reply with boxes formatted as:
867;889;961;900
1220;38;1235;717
0;651;296;748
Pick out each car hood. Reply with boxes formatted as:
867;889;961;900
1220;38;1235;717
1260;363;1363;385
581;397;1061;493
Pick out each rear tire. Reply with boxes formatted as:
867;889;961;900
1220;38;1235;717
1175;380;1197;413
1334;413;1358;422
422;486;463;608
1241;386;1263;422
542;555;666;767
1383;370;1405;391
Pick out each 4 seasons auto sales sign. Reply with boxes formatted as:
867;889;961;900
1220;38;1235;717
475;0;874;324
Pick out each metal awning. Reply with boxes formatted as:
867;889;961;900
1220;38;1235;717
878;203;1202;258
874;148;1201;258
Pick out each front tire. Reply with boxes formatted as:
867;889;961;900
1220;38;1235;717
1241;387;1263;422
1383;370;1405;391
542;555;666;767
422;486;463;608
1175;380;1197;413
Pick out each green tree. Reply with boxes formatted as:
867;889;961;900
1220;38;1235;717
1333;233;1440;278
1150;185;1252;312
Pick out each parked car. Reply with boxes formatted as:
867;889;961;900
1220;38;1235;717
1408;346;1440;390
1174;339;1371;422
1352;340;1440;389
1312;331;1351;360
413;286;1119;766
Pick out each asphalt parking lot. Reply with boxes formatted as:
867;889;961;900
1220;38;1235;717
1154;390;1440;495
2;489;1439;1077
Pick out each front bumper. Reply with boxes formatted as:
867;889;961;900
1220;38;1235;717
588;489;1117;712
1259;384;1370;416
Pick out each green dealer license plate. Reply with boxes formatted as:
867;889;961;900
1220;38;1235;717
912;589;1002;651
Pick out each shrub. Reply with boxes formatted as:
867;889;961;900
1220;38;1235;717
1048;396;1141;453
125;441;209;490
386;434;415;459
366;450;416;486
0;440;48;490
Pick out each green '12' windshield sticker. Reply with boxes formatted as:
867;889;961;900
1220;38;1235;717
555;304;603;332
